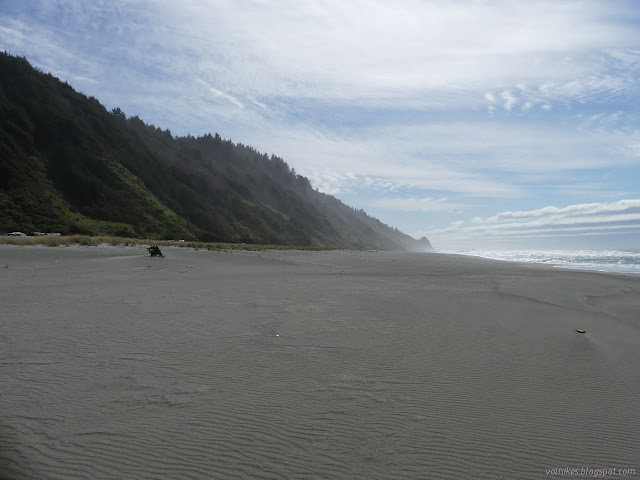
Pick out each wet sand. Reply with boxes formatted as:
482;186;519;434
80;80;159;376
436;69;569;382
1;246;639;479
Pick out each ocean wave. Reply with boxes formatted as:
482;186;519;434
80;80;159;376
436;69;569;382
442;249;640;274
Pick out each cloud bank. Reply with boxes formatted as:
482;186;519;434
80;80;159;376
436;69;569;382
424;200;640;248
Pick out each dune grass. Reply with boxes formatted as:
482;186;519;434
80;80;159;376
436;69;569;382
0;235;336;251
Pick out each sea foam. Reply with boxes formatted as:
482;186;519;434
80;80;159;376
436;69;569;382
445;249;640;274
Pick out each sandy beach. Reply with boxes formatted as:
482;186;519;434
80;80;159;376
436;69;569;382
1;245;639;479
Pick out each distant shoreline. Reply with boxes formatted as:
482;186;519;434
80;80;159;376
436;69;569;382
3;237;637;276
0;234;337;252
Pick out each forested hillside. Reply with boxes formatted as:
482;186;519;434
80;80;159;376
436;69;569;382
0;52;431;251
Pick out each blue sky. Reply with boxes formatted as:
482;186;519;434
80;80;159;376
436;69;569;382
2;0;639;250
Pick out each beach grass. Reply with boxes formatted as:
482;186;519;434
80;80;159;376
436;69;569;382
0;235;336;251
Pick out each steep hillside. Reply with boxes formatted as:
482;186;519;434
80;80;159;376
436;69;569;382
0;53;432;251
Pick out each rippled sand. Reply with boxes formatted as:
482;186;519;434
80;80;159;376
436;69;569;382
1;246;639;479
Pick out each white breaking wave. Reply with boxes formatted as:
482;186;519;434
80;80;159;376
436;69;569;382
441;249;640;274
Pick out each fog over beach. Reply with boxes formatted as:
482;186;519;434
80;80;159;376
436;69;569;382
1;246;639;479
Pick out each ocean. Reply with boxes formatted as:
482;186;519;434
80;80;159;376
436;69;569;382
443;249;640;275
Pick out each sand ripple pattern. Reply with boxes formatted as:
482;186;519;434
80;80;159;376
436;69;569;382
1;247;639;479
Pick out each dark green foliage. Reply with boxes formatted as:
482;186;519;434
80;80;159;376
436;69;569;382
0;52;430;249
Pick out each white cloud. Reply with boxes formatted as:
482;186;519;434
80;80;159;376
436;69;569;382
485;92;496;103
247;94;269;111
375;197;465;213
501;90;517;111
424;199;640;246
227;116;640;198
147;0;640;103
246;124;531;197
486;199;640;222
7;0;640;105
209;87;244;109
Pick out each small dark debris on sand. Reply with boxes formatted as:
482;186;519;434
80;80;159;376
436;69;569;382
147;245;165;258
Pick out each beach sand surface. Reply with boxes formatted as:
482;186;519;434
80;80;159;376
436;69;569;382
1;246;639;479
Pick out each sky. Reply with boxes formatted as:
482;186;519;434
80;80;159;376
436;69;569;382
1;0;640;250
